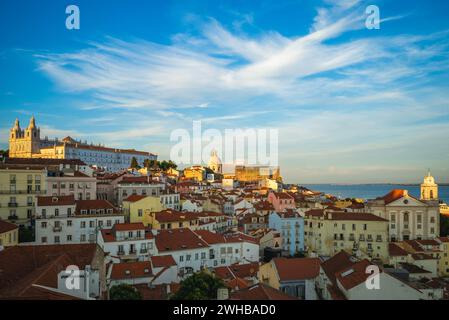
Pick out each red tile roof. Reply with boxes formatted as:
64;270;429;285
272;258;320;281
326;212;388;222
335;259;372;291
151;255;177;268
0;220;19;234
389;243;409;256
37;195;76;207
230;283;298;300
113;222;145;232
155;210;199;223
155;228;208;252
320;250;355;285
75;199;117;215
214;263;259;280
378;189;422;205
0;244;97;299
110;261;153;280
123;195;148;202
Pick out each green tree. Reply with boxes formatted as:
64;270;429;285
109;284;142;300
170;272;225;300
130;157;140;169
0;149;8;158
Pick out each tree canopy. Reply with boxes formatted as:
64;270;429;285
170;272;225;300
130;157;140;169
109;284;142;300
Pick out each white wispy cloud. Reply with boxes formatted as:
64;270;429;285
28;0;449;183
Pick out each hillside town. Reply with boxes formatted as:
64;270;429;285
0;117;448;300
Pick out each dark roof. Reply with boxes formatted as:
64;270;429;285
37;195;76;207
230;283;298;300
0;244;98;299
0;220;19;234
272;258;320;281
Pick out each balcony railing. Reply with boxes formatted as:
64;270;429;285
8;203;18;208
140;249;148;254
8;215;18;221
53;226;62;232
117;251;125;256
0;190;46;195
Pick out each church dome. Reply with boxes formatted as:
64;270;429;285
208;150;222;173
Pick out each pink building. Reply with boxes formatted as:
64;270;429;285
267;192;296;212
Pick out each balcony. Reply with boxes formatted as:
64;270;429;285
117;251;125;256
140;248;148;254
8;202;18;208
53;226;62;232
0;190;46;195
8;215;18;221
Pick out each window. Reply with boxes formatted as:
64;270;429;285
67;220;72;227
138;209;143;217
54;236;60;243
80;234;86;242
403;212;409;223
41;222;47;228
67;208;72;216
430;217;435;224
89;221;95;228
201;252;206;259
107;220;112;227
67;235;72;241
55;209;59;216
41;237;47;243
179;256;184;262
42;209;47;216
195;253;199;260
80;221;86;228
128;231;133;238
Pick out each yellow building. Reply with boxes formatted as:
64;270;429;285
0;220;19;247
305;210;389;262
183;166;207;182
143;209;199;230
0;165;47;225
122;195;164;223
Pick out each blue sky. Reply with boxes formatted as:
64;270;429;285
1;0;449;184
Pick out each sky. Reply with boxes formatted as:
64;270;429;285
1;0;449;184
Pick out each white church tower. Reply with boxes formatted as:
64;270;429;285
420;170;438;201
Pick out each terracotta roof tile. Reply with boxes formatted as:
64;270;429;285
272;258;320;281
0;220;19;234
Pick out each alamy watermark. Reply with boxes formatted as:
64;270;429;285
169;121;279;167
365;265;380;290
64;265;81;290
66;5;80;30
366;5;381;30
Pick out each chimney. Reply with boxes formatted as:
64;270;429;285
217;288;229;300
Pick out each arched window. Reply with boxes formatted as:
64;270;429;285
430;190;434;199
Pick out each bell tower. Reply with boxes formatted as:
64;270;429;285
8;116;41;158
420;170;438;201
